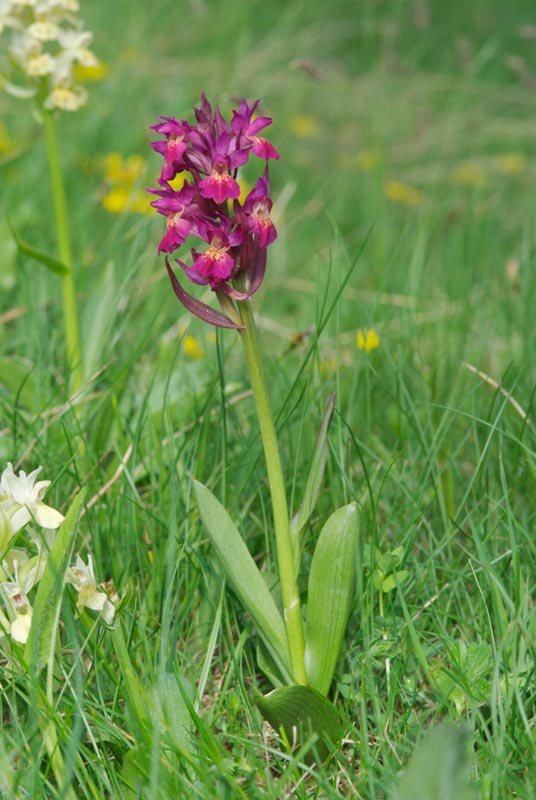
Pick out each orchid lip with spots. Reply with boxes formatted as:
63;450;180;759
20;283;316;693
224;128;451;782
148;93;279;328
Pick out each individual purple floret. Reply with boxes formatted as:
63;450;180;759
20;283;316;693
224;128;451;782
148;93;278;328
231;99;280;161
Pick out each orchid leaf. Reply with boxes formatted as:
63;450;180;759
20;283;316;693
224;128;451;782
393;723;476;800
255;685;342;762
8;217;69;275
25;490;85;676
290;393;336;569
148;673;195;754
304;502;359;695
192;479;293;682
166;259;243;329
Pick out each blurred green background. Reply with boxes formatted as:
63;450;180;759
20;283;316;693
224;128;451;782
1;2;535;796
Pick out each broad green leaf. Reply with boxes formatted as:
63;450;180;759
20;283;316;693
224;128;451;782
255;685;342;762
25;490;85;675
149;673;195;754
381;569;409;593
121;745;150;799
290;393;335;569
193;480;292;683
304;502;359;695
433;641;492;715
393;723;477;800
8;218;68;275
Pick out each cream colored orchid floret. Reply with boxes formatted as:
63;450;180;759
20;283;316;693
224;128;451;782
0;462;65;536
0;0;98;110
67;554;116;625
0;553;46;643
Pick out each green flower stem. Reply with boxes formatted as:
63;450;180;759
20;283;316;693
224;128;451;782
111;621;149;735
43;108;82;392
237;298;307;685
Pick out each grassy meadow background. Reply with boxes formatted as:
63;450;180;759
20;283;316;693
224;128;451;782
1;0;535;797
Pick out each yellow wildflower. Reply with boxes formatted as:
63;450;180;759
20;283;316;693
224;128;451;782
183;335;205;360
319;355;338;378
101;186;129;214
450;161;487;187
289;114;319;139
103;153;145;184
74;61;108;82
356;149;380;171
492;152;527;176
356;328;380;353
385;181;423;206
101;153;151;215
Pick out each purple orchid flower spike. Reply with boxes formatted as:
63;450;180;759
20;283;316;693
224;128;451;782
149;93;278;328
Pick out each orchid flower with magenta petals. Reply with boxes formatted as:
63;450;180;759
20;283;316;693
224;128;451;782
149;93;278;328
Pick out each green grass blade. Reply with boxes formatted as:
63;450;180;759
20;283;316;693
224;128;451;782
290;393;336;568
25;490;85;675
192;479;293;683
304;502;359;695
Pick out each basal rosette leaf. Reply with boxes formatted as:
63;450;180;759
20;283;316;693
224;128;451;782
193;479;293;683
255;684;342;762
304;502;359;696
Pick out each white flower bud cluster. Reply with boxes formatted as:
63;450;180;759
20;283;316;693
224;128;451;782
0;462;116;645
0;0;98;111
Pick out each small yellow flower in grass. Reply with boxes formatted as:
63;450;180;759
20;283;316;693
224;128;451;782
183;335;205;360
103;152;145;184
450;161;487;188
289;114;319;139
73;61;108;82
385;181;423;207
492;152;527;176
102;153;151;215
356;328;380;353
319;355;338;378
102;186;131;214
66;554;115;625
102;186;152;215
356;149;380;171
